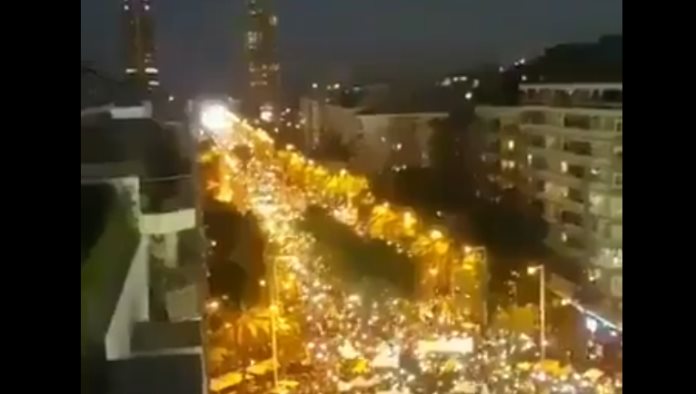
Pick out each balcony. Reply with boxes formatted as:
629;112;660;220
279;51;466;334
537;191;584;213
140;176;197;235
525;168;583;188
520;123;619;143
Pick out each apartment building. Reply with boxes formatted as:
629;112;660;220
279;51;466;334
82;71;207;394
476;82;622;307
300;85;448;176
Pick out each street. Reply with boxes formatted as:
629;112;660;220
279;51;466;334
206;118;621;394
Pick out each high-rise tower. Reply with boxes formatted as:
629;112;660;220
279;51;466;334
246;0;280;121
123;0;159;91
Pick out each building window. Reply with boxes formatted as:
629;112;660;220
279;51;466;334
560;211;583;227
567;164;585;179
567;188;584;203
560;161;568;173
247;32;261;48
527;154;533;165
564;114;591;129
616;120;622;133
530;135;545;148
507;140;515;151
563;140;592;156
501;160;516;170
561;232;568;242
522;111;545;125
613;173;623;187
535;180;545;192
589;167;601;180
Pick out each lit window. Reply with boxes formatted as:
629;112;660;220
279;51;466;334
145;67;158;74
473;79;480;88
521;75;527;82
588;268;601;282
148;80;159;86
394;143;403;151
561;161;568;173
561;232;568;242
311;82;318;89
247;32;260;48
270;15;278;26
465;92;473;100
144;4;150;11
501;160;516;170
125;68;136;74
590;168;600;176
507;140;515;150
527;154;533;165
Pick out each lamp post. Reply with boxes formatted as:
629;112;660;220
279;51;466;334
527;264;546;363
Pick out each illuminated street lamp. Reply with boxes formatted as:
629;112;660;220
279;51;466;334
206;299;220;313
200;102;238;132
528;264;546;362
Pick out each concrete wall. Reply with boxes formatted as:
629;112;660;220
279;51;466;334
105;235;150;360
141;209;196;234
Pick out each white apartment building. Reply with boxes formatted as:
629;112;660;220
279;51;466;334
476;83;622;305
300;96;446;175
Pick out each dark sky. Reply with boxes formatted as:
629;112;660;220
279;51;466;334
81;0;621;98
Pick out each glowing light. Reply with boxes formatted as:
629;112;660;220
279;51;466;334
201;103;237;132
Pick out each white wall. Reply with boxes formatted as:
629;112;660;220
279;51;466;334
105;236;150;360
141;209;196;234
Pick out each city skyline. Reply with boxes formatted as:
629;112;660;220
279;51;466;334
81;0;622;97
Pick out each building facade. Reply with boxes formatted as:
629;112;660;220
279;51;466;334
82;73;207;393
123;0;159;90
246;0;280;120
476;83;622;307
300;97;446;176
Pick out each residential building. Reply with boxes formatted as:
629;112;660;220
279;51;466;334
122;0;159;90
246;0;280;120
300;85;448;176
476;82;622;312
82;70;206;394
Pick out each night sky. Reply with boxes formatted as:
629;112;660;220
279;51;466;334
81;0;621;98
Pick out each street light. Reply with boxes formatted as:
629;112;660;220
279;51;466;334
200;102;238;132
528;264;546;363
